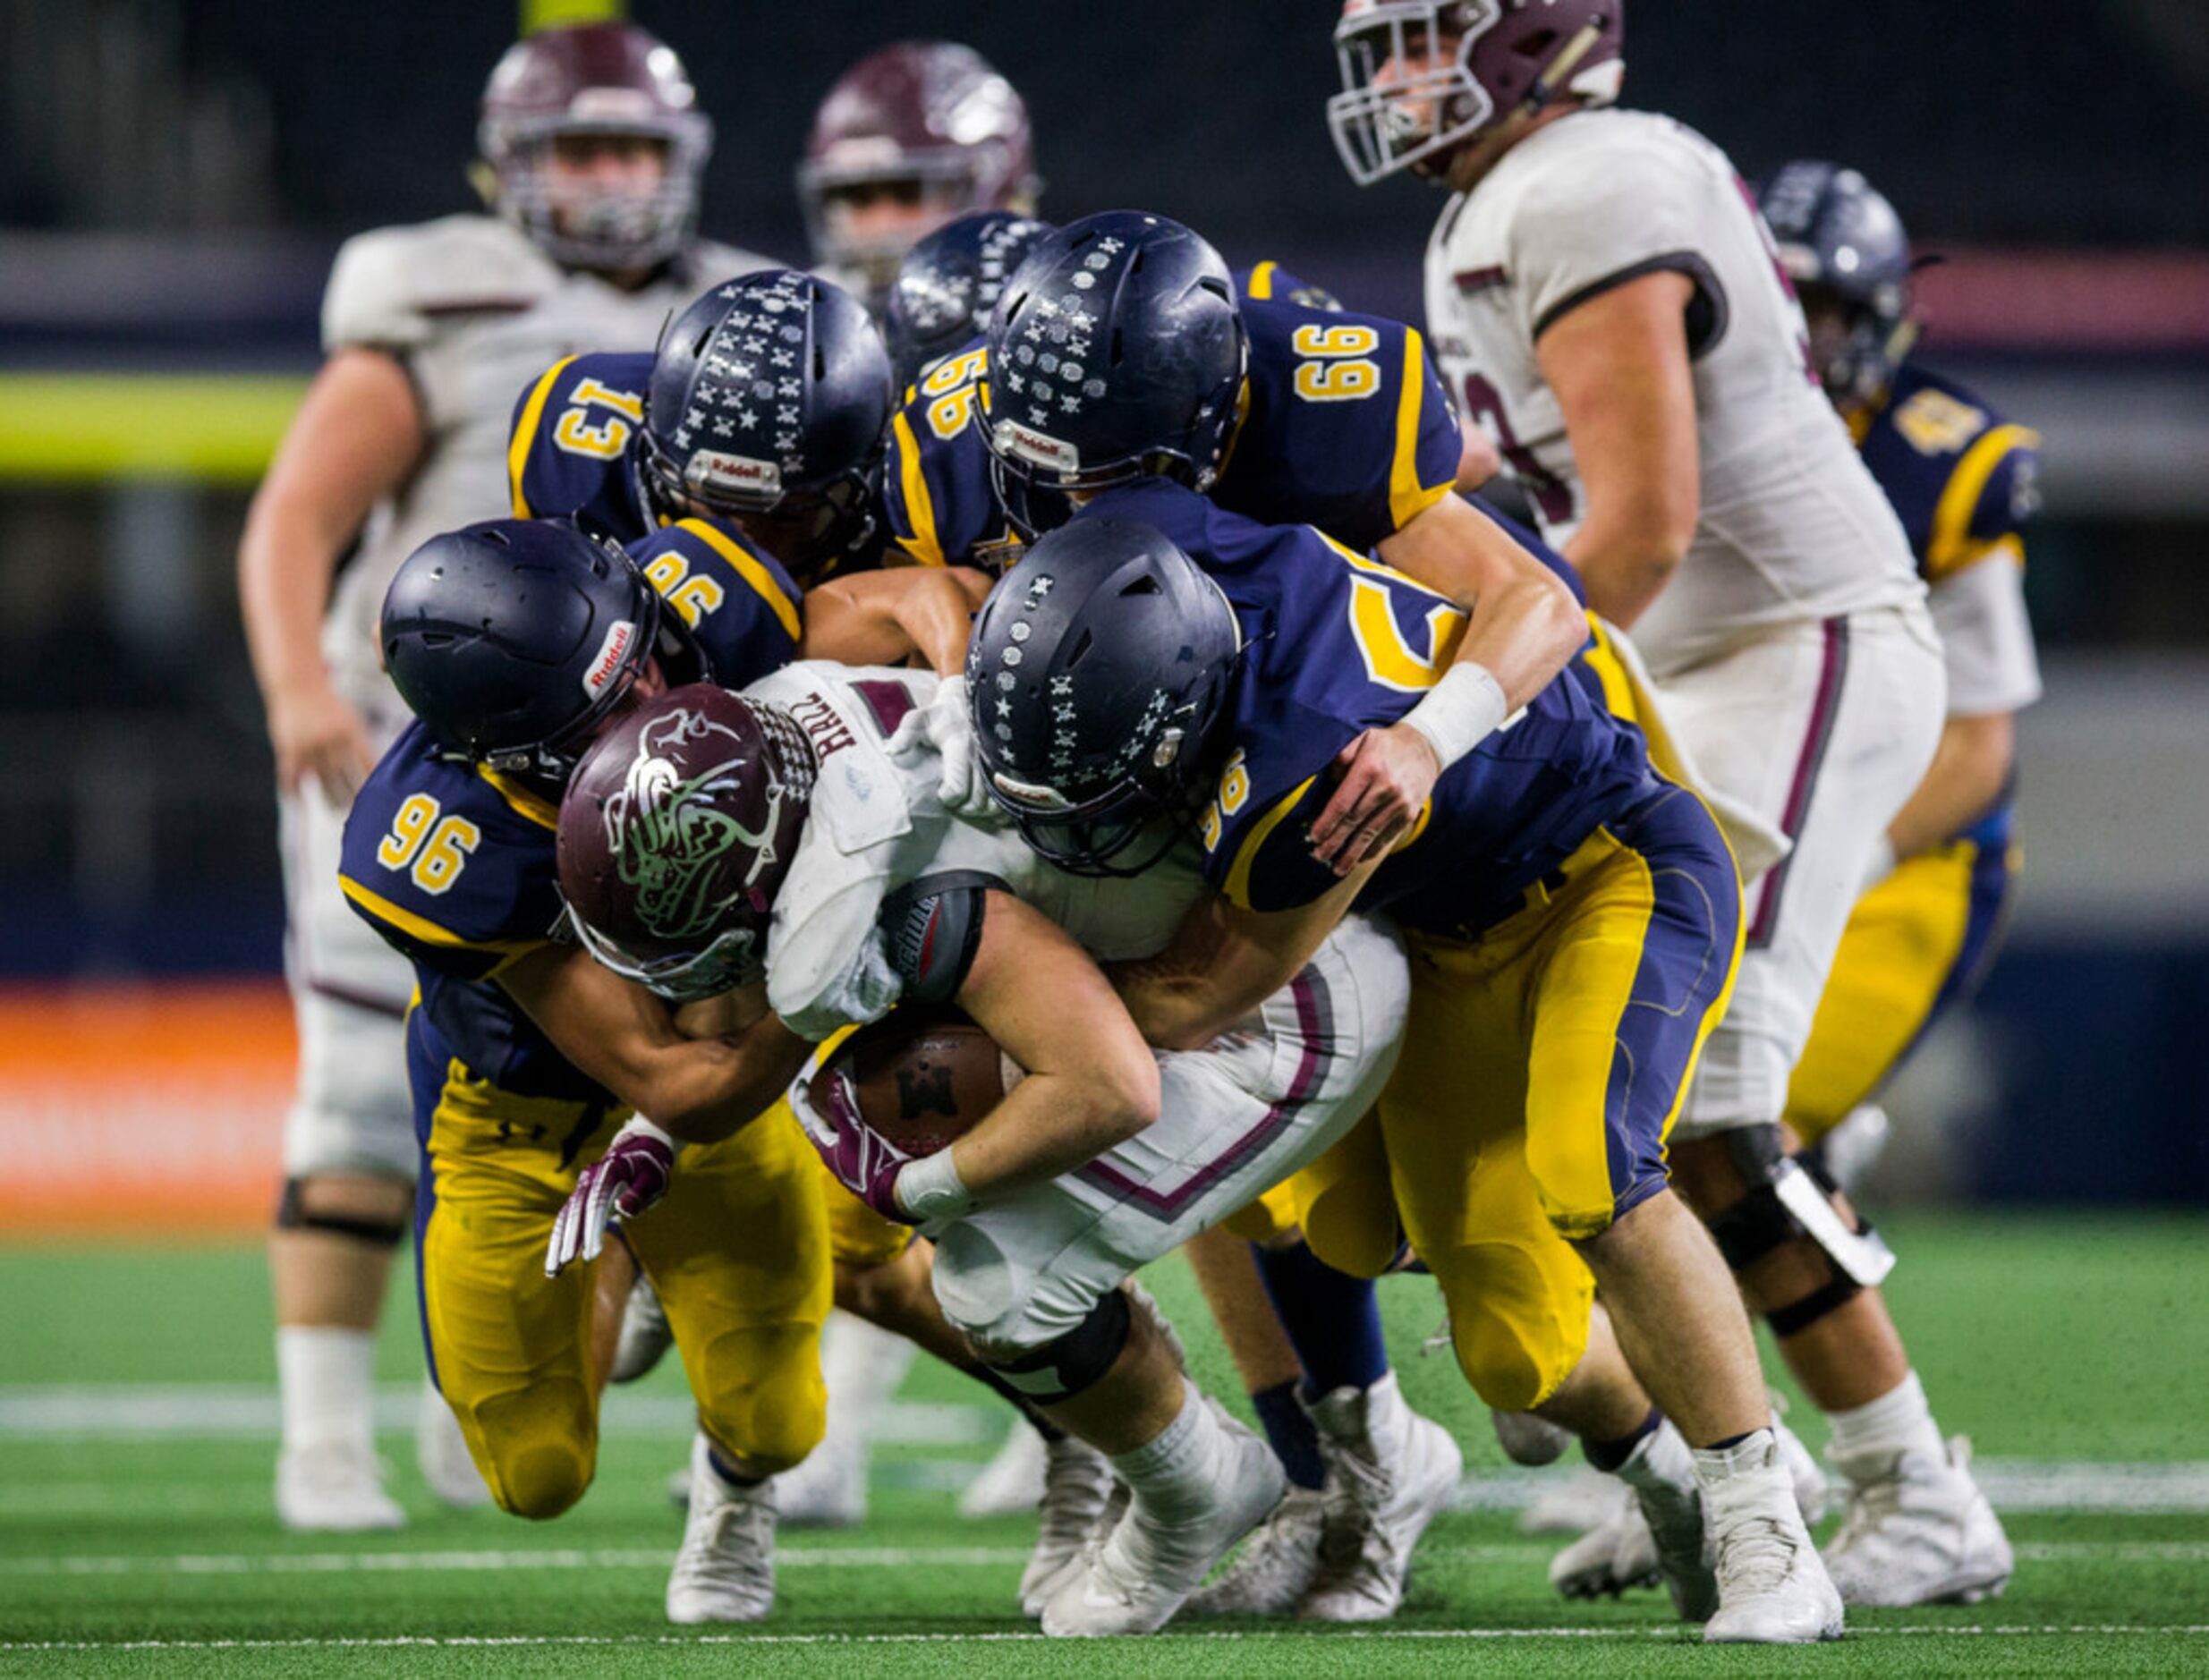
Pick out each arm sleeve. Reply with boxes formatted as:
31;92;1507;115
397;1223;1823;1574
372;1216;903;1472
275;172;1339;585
1393;327;1465;529
877;871;1007;1004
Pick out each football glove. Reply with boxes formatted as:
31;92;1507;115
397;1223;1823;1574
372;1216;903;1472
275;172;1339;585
544;1117;677;1277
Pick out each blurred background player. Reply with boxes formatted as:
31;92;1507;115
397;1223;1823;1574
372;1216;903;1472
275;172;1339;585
235;19;774;1532
1755;160;2042;1193
1330;0;2009;1608
798;40;1042;318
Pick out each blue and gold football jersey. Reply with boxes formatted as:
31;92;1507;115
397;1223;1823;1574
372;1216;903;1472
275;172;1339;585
882;293;1462;572
506;351;656;534
340;517;803;1098
1857;361;2040;589
1075;480;1651;937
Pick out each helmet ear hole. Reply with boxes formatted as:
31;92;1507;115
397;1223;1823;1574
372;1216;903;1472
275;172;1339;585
1119;576;1161;598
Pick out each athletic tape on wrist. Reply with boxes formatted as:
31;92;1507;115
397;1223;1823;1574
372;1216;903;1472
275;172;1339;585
896;1150;973;1222
1401;662;1508;769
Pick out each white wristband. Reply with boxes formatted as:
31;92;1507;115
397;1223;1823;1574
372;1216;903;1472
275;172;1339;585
894;1149;974;1223
1400;662;1508;770
624;1116;682;1158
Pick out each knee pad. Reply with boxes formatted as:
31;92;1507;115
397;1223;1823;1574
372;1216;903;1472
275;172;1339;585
275;1177;407;1247
1702;1125;1895;1336
984;1288;1132;1406
471;1391;595;1521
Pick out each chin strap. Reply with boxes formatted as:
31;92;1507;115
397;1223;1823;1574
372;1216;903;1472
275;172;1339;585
1521;17;1614;117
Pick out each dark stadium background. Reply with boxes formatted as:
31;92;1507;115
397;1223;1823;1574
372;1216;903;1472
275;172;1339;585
2;0;2206;1210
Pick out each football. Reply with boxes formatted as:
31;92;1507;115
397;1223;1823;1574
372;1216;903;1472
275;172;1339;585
820;1008;1018;1158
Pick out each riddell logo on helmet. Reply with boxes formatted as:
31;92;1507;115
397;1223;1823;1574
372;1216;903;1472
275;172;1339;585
995;421;1076;471
581;620;638;701
691;452;782;498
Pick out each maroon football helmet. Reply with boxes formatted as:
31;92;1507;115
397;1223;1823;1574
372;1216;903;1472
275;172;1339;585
797;41;1041;307
1328;0;1625;186
557;685;816;1001
480;22;714;272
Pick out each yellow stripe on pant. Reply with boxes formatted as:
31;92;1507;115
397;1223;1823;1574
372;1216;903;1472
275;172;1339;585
418;1056;833;1518
1266;800;1741;1413
1786;838;2001;1143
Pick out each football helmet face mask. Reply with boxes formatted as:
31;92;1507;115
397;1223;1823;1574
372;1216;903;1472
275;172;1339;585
479;22;713;274
380;518;704;785
557;685;819;1000
966;515;1242;877
636;270;896;582
798;40;1041;307
885;210;1056;388
981;211;1246;542
1327;0;1625;187
1755;160;1916;414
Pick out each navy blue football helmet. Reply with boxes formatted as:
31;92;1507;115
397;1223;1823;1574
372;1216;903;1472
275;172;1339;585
966;514;1242;876
381;518;703;783
1754;160;1915;412
637;269;895;580
981;211;1246;540
885;210;1057;387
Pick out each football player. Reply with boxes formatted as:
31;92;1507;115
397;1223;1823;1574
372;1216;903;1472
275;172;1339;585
885;211;1058;390
936;212;1593;1616
556;667;1411;1637
236;20;778;1533
798;41;1042;317
969;494;1840;1642
1756;161;2041;1189
1328;0;2009;1608
344;513;981;1623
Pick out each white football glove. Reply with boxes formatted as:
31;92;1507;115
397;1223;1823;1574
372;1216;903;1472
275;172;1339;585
890;673;1006;825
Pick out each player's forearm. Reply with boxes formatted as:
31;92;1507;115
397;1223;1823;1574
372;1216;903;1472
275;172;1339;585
1884;711;2015;865
947;1058;1160;1199
1565;513;1688;631
1379;495;1585;708
800;567;990;675
238;497;349;700
638;1025;816;1144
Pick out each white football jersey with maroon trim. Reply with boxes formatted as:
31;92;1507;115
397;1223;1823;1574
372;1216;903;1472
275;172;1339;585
1423;109;1922;678
744;663;1206;1042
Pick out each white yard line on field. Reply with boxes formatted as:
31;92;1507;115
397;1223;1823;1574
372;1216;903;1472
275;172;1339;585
3;1625;2209;1652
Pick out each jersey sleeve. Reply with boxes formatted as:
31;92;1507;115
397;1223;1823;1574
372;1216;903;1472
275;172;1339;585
1508;145;1730;353
1238;260;1343;313
507;351;654;522
1930;547;2043;717
1201;755;1343;915
320;228;439;358
881;344;1004;568
338;766;565;982
629;519;803;685
1925;423;2042;583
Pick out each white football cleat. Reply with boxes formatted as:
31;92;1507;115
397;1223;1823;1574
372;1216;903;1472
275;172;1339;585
666;1433;777;1624
1041;1407;1284;1637
1182;1484;1325;1616
1298;1372;1463;1622
1017;1437;1118;1616
1551;1420;1712;1618
1772;1412;1831;1526
413;1380;489;1510
275;1442;405;1532
1492;1406;1575;1467
1698;1430;1844;1644
1823;1435;2012;1607
1519;1463;1633;1535
963;1421;1051;1519
607;1269;673;1385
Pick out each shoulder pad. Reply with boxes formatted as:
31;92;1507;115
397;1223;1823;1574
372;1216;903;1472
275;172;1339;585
322;216;553;356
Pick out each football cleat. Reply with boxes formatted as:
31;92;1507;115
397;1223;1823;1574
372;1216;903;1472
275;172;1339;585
607;1270;673;1385
1492;1406;1575;1467
961;1421;1049;1519
1016;1437;1119;1616
1298;1372;1464;1622
666;1433;777;1624
1182;1485;1325;1617
413;1379;489;1510
275;1442;405;1533
1553;1420;1713;1620
1041;1405;1284;1637
1698;1430;1845;1644
1822;1435;2013;1607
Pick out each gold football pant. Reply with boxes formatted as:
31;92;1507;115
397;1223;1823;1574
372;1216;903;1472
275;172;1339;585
405;1011;832;1519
